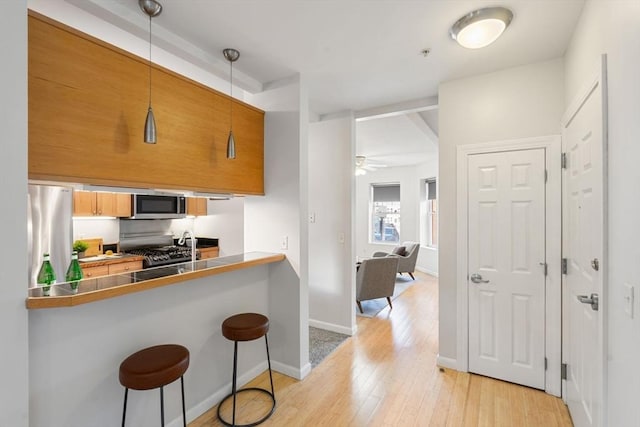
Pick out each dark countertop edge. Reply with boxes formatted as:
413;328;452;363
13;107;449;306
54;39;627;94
26;252;286;310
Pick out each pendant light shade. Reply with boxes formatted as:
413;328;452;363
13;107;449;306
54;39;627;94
139;0;162;144
144;107;157;143
223;48;240;159
449;7;513;49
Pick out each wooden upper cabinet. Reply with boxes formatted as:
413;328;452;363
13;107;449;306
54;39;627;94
187;197;207;216
28;11;264;195
73;191;131;217
73;191;97;216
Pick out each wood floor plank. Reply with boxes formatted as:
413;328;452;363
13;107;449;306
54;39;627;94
189;272;573;427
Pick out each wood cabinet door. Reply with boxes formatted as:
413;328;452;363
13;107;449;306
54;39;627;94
187;197;207;216
81;265;109;278
73;191;96;216
114;193;132;217
199;248;219;259
96;193;116;216
109;261;142;275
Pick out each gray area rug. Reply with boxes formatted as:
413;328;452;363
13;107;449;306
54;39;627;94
309;327;349;368
357;275;414;318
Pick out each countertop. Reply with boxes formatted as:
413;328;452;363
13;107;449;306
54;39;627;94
26;252;285;309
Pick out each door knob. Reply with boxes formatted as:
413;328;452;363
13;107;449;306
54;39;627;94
470;273;490;284
577;293;599;311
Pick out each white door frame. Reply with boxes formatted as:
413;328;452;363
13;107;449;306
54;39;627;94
456;135;562;397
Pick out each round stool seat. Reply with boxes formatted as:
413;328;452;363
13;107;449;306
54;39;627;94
119;344;189;391
222;313;269;342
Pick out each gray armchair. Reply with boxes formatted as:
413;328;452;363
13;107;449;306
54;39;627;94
356;257;399;313
372;241;420;280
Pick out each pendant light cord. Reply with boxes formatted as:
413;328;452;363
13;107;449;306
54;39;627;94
229;59;233;131
148;15;152;108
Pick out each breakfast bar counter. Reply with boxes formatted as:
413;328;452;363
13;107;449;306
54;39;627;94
26;252;286;309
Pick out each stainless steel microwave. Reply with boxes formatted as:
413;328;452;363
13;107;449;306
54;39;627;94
129;194;186;219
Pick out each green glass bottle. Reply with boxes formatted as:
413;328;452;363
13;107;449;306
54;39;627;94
65;251;84;293
36;253;56;296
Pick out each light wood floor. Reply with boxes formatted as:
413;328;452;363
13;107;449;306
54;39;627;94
190;272;573;426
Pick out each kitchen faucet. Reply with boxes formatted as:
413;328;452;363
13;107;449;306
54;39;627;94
178;230;197;264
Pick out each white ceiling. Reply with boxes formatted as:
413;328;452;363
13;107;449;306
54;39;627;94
65;0;585;166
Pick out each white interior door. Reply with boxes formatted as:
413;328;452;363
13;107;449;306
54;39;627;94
562;58;606;427
467;148;546;389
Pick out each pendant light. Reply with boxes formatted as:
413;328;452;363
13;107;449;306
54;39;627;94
139;0;162;144
449;7;513;49
223;48;240;159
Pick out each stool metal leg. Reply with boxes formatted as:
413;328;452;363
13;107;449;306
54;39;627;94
264;335;275;399
122;387;129;427
160;385;164;426
232;340;238;426
181;376;187;427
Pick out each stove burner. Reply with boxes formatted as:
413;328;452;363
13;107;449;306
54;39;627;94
125;245;199;268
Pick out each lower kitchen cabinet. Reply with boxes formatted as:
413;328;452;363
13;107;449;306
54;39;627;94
81;260;143;279
199;247;219;260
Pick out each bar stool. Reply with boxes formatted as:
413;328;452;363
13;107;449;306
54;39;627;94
217;313;276;427
119;344;189;427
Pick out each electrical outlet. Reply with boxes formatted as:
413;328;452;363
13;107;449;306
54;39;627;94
280;236;288;250
338;232;345;244
624;283;634;318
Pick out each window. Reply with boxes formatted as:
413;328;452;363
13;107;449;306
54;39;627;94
370;184;400;243
421;179;437;248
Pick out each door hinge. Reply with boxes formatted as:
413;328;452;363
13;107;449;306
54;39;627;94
561;363;568;380
540;262;548;276
545;357;548;370
561;258;568;275
561;152;568;169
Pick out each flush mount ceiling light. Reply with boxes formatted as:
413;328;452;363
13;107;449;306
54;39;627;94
223;48;240;159
449;7;513;49
139;0;162;144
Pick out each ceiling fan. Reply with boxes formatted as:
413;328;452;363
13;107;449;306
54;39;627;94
355;155;387;176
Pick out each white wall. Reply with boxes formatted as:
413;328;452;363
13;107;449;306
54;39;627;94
194;198;245;256
0;2;29;425
29;268;271;427
308;116;355;334
564;2;640;425
355;159;439;275
438;58;564;362
244;75;310;377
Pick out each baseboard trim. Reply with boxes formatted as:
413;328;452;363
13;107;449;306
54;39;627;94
168;361;268;427
436;355;458;370
416;266;438;277
309;318;355;336
271;360;311;380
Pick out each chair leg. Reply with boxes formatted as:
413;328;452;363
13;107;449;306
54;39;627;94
121;388;128;427
232;340;238;426
181;376;186;427
265;334;276;399
356;301;363;313
409;272;415;280
386;296;393;309
160;386;164;427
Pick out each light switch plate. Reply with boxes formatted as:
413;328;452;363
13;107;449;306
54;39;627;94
624;283;634;318
309;212;316;223
280;235;288;250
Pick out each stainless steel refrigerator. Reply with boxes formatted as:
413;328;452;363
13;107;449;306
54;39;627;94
28;184;73;287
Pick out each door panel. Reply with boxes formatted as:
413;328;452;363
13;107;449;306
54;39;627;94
468;149;546;389
563;67;605;427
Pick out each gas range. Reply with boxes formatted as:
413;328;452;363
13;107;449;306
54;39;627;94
119;233;199;269
125;245;199;269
